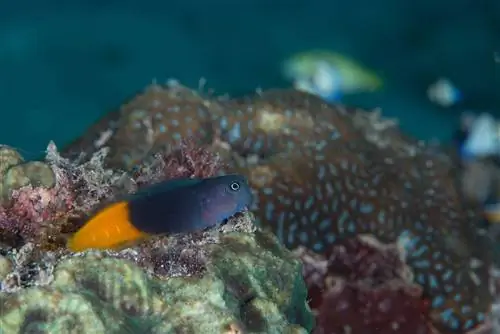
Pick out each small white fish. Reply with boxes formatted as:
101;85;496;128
427;78;462;107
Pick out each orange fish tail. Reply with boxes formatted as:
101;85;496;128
67;201;146;252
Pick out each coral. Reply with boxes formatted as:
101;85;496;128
0;253;12;281
63;83;336;170
61;82;493;333
239;122;491;332
462;266;500;334
0;145;24;176
133;137;224;187
0;142;129;249
2;161;56;199
0;213;313;333
297;235;438;333
0;144;71;244
64;82;218;169
0;242;56;292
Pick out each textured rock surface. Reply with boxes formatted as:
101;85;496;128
0;214;313;333
62;82;494;333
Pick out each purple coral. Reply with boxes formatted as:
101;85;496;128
297;235;438;334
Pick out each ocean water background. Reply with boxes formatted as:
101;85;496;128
0;0;498;157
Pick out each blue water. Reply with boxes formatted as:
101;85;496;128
0;1;498;156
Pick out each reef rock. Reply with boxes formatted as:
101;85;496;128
0;212;313;333
0;143;130;250
61;82;494;333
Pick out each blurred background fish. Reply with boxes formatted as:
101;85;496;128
426;77;462;108
456;112;500;226
281;50;383;102
459;112;500;161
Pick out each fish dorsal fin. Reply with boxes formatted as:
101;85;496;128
132;177;203;199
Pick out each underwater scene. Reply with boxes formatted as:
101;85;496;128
0;1;499;333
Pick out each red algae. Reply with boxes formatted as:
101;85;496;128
133;137;224;187
297;235;439;334
0;142;129;247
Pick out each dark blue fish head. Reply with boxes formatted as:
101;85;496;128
197;174;253;225
128;174;253;235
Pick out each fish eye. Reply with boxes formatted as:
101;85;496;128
229;181;240;191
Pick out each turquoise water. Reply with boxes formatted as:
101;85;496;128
0;1;498;156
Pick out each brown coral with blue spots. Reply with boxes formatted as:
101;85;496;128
64;83;493;333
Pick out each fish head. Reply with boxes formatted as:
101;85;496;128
198;174;254;225
282;52;322;80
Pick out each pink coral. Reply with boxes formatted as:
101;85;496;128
0;161;74;241
3;185;71;238
0;142;129;246
297;235;439;334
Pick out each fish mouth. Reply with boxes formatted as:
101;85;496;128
219;207;249;227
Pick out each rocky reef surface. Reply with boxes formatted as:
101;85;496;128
61;82;498;333
0;217;312;333
0;143;313;333
0;81;498;333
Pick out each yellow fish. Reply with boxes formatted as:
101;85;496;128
282;50;383;101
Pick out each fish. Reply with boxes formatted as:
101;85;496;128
282;50;383;102
427;78;462;108
460;113;500;160
67;174;253;252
